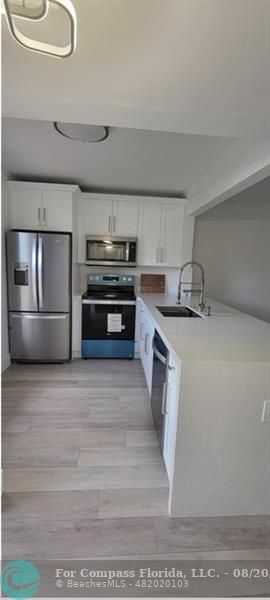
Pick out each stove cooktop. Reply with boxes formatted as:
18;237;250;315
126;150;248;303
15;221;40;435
82;273;136;301
82;290;136;301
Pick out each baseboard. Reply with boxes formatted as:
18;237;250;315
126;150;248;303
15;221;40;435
1;353;11;372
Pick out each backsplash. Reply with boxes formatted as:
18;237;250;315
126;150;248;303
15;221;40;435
79;265;180;295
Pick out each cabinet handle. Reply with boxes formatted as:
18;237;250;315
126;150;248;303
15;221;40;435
108;216;111;233
156;248;159;263
38;207;41;226
43;208;46;226
113;216;116;233
144;332;149;355
140;323;144;341
168;364;175;371
161;382;169;415
160;248;164;263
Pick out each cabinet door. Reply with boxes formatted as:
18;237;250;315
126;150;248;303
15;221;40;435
77;196;113;262
138;203;162;266
141;314;154;395
112;200;139;236
163;356;178;481
72;296;82;355
43;190;73;231
84;197;113;235
139;307;145;363
9;187;42;230
135;300;142;357
160;204;185;267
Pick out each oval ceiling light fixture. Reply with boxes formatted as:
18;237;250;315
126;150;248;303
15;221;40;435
3;0;49;21
54;122;110;143
2;0;77;58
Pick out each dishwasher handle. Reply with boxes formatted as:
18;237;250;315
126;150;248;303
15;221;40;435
152;342;167;365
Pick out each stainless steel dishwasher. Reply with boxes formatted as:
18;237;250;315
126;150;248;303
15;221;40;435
151;330;169;454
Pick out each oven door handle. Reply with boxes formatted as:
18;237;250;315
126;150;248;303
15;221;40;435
82;299;136;305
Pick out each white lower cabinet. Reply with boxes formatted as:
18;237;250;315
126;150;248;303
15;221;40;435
72;296;82;356
163;355;179;480
139;307;154;395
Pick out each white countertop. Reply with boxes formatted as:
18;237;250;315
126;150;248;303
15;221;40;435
138;293;270;363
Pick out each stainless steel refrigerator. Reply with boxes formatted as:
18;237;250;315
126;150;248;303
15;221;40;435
7;230;71;362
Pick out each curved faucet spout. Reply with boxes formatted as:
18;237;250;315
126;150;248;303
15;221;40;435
177;261;206;311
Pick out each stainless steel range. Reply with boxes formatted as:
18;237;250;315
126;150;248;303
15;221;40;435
81;274;136;359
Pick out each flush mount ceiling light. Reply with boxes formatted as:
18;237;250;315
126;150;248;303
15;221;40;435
3;0;49;20
2;0;77;58
54;122;110;143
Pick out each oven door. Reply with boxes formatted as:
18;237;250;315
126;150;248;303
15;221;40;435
82;300;136;340
85;236;136;266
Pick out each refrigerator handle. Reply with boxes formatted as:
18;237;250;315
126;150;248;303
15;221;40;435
32;236;38;307
38;236;43;308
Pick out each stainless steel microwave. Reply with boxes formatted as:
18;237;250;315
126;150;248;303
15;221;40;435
85;235;137;266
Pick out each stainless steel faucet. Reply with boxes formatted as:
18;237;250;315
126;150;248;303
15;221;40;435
177;261;206;311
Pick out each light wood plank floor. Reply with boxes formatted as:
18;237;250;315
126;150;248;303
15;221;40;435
2;359;269;561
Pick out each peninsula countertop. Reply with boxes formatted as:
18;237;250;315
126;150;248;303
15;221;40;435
138;293;270;363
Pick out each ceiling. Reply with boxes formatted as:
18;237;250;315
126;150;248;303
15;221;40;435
2;0;270;139
2;117;268;197
197;177;270;220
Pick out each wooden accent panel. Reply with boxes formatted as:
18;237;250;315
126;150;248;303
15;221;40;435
140;274;165;293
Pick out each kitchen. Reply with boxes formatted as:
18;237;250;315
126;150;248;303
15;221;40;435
1;0;270;594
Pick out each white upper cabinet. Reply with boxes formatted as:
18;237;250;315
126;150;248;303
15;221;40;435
77;194;139;262
8;182;77;232
138;200;186;267
8;184;188;267
112;199;139;237
160;204;185;267
42;190;73;231
78;195;138;237
8;186;43;230
77;195;113;262
79;196;113;237
137;202;163;266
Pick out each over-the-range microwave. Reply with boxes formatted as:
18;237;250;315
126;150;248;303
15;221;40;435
85;235;137;267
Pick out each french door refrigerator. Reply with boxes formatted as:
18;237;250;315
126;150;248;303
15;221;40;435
7;231;71;362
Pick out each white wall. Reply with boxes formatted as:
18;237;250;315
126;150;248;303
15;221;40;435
192;177;270;322
1;179;11;371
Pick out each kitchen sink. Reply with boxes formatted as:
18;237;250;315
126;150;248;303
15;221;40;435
157;306;202;318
